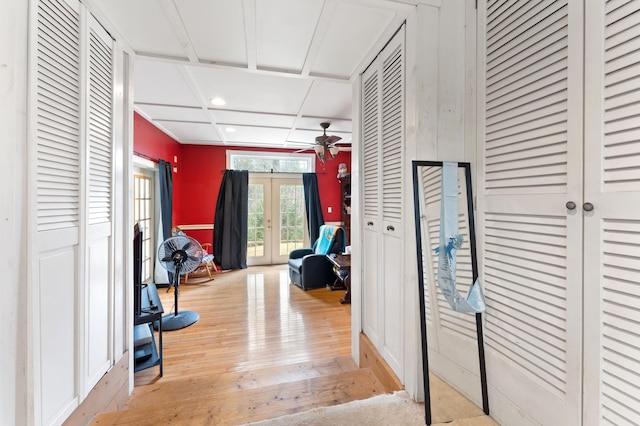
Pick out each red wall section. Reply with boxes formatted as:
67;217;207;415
314;150;352;222
178;145;351;243
133;112;182;225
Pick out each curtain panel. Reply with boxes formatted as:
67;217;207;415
302;173;324;244
214;170;249;269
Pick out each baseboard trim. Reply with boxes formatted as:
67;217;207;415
359;333;403;393
63;352;130;426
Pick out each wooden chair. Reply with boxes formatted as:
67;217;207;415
184;243;218;283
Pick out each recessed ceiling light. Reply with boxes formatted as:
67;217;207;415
225;127;236;133
211;97;226;106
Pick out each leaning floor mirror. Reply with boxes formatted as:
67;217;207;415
412;161;490;425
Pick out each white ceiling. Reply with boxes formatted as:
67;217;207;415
86;0;419;149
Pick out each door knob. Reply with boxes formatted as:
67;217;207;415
583;202;594;212
565;201;576;210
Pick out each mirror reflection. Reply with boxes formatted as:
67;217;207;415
412;161;489;425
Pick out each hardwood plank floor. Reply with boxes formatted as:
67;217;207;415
93;265;386;425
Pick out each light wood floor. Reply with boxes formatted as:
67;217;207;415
93;265;386;425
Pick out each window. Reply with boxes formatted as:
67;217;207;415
134;173;153;283
227;151;315;173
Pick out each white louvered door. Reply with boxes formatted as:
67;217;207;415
583;2;640;425
33;0;82;423
481;1;640;424
360;27;405;380
379;32;405;377
31;0;117;423
84;14;114;393
479;1;584;424
361;62;381;346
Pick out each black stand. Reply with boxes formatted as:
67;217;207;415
134;283;164;376
162;263;199;331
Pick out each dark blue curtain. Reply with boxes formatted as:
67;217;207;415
214;170;249;270
158;159;173;282
158;159;173;240
303;173;324;244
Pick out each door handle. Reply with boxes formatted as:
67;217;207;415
367;221;374;226
386;225;395;231
583;202;594;212
565;201;576;210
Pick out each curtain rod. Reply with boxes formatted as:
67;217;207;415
220;170;328;175
133;151;158;162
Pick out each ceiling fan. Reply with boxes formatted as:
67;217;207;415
298;122;348;163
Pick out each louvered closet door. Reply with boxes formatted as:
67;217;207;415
583;2;640;424
360;27;405;381
361;58;382;346
479;1;583;424
33;0;82;423
85;14;114;392
379;30;405;378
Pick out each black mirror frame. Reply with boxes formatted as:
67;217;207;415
411;160;489;425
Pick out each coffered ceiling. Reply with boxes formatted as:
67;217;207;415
85;0;421;149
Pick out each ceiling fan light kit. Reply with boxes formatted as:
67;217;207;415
313;122;343;163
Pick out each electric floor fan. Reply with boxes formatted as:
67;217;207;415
157;235;203;330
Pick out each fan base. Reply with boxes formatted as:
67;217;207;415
161;310;200;331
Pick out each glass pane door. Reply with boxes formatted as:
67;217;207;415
247;177;307;266
134;172;154;282
247;179;270;265
272;180;307;264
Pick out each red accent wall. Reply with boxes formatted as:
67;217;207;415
133;112;351;243
133;112;182;225
178;145;351;244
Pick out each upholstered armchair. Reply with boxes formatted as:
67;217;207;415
288;225;346;290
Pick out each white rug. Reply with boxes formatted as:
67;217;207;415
244;390;499;426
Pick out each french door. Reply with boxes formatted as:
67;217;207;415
247;176;308;266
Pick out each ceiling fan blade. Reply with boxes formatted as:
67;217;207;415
326;135;342;144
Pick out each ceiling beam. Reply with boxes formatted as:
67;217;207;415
284;80;315;147
135;53;352;84
333;0;416;12
300;0;338;77
242;0;257;70
159;0;199;62
177;64;227;143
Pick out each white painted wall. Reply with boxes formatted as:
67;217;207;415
406;0;477;400
352;0;475;400
0;1;29;425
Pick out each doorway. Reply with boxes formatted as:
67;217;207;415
247;176;308;266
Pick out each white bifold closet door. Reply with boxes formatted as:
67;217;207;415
85;14;114;394
582;2;640;425
32;0;114;423
361;27;405;380
480;1;640;425
479;1;583;424
34;1;83;423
